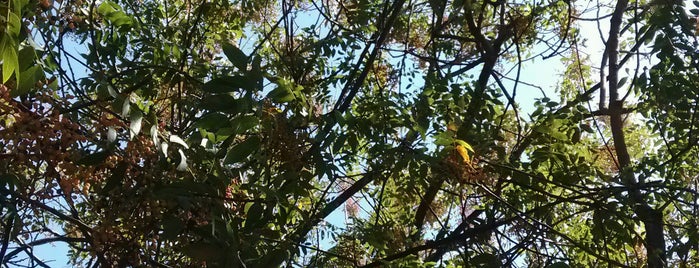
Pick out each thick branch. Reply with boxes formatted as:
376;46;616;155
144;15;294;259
334;0;406;112
606;0;665;266
362;216;516;267
0;214;13;263
286;172;379;264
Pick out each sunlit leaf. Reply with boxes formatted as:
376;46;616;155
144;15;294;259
169;135;189;149
456;145;471;164
160;142;169;158
129;110;143;140
121;97;131;117
2;35;18;84
151;125;159;146
107;127;117;142
454;139;474;152
176;149;187;171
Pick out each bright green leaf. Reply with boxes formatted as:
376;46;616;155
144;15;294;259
2;36;19;84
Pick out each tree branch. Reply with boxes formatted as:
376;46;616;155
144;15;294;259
606;0;665;266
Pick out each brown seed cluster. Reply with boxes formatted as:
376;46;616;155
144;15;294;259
0;85;217;265
261;100;309;173
0;86;87;195
442;149;488;185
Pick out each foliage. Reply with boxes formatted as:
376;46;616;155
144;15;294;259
1;0;699;267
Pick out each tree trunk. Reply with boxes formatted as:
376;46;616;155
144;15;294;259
606;0;666;266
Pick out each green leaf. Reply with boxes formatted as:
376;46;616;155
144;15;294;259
572;128;581;143
231;115;259;134
101;163;126;193
546;101;559;108
267;86;295;103
203;75;255;93
201;94;245;114
617;77;628;88
223;136;260;164
244;202;264;229
222;43;248;70
18;46;38;71
183;242;224;261
76;151;110;166
16;65;43;96
7;12;22;37
531;106;544;118
250;55;263;81
545;262;570;268
196;113;231;131
2;35;19;84
433;131;455;146
98;1;133;27
333;135;347;153
580;123;594;133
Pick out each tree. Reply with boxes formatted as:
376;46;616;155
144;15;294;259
1;0;698;266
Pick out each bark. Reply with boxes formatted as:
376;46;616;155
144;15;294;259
606;0;666;266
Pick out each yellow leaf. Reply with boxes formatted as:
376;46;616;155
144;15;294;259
456;145;470;164
454;139;474;152
447;123;458;132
